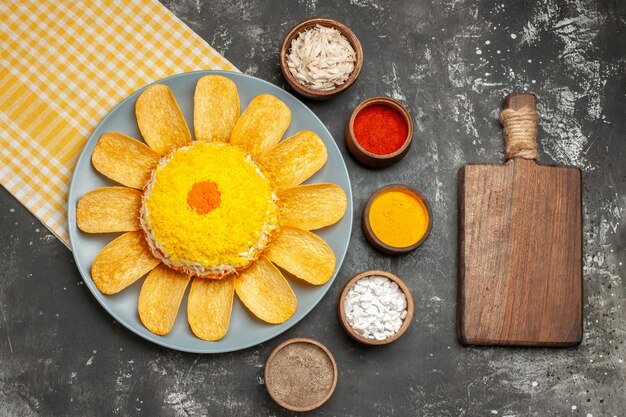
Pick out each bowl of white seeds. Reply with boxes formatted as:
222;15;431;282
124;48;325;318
280;18;363;100
338;270;414;345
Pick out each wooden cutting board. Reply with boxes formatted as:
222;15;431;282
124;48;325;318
457;93;583;347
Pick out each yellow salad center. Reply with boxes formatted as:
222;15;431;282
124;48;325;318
141;142;277;274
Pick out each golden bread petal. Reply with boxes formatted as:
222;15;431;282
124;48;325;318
91;231;161;295
278;183;347;230
136;84;191;155
194;75;240;142
76;187;142;233
92;132;160;189
258;130;327;190
138;265;191;335
264;226;335;285
187;275;235;341
230;94;291;157
234;256;296;324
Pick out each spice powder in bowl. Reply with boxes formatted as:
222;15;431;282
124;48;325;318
264;338;338;412
354;104;408;155
286;24;357;91
345;97;414;167
363;185;432;255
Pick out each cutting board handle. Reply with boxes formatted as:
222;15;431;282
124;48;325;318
500;93;539;161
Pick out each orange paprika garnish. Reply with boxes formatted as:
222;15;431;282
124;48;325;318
187;180;221;215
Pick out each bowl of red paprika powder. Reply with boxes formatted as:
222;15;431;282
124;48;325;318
345;96;413;168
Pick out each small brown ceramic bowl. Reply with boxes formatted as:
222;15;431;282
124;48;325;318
265;338;338;412
363;184;432;255
345;96;414;167
280;18;363;100
338;270;414;345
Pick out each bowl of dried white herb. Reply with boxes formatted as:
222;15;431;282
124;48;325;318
280;18;363;100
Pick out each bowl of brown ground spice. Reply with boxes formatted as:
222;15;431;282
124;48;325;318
264;338;338;412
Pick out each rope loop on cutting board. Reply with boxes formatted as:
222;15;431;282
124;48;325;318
499;107;539;160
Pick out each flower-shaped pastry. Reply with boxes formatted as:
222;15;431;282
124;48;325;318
76;75;347;340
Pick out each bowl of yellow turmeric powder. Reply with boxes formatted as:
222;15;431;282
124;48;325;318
362;184;431;255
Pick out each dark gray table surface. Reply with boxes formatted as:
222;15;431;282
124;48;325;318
1;1;625;416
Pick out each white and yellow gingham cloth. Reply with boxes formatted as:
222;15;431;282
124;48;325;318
0;0;237;247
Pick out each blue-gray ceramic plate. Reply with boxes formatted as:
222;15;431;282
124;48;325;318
67;71;353;353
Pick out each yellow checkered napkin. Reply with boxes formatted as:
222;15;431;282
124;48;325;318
0;0;237;247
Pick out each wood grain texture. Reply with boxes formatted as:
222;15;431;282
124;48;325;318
458;158;583;346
